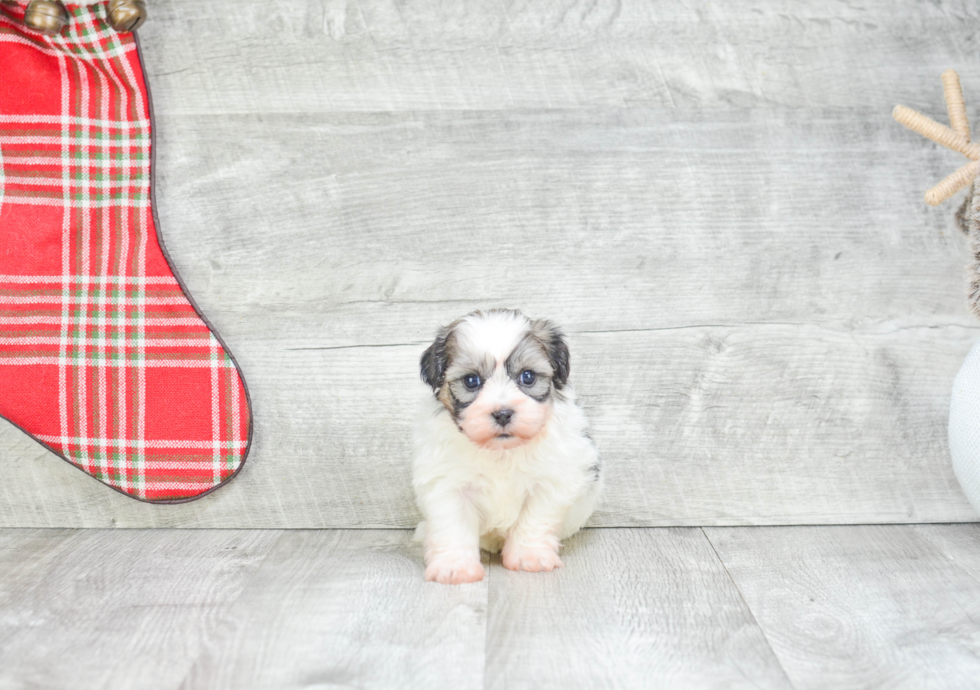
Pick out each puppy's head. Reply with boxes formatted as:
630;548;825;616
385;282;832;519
420;309;570;450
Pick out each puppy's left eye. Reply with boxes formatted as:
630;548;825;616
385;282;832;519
520;370;536;386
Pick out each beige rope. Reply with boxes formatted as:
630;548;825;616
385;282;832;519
925;159;980;206
893;105;980;160
942;69;970;140
896;71;980;205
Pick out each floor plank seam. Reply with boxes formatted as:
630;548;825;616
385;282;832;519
699;527;798;690
481;550;495;690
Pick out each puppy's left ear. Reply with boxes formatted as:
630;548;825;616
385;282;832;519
533;320;570;390
420;327;451;391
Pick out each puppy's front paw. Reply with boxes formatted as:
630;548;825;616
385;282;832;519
501;543;564;572
424;554;485;584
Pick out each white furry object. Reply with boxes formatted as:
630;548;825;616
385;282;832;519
412;309;602;585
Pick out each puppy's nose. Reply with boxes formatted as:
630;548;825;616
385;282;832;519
491;409;514;427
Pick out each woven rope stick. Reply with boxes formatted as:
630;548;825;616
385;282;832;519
893;105;980;160
895;71;980;205
926;159;980;206
942;69;970;140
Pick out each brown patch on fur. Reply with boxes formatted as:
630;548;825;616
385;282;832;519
527;319;570;390
420;317;464;392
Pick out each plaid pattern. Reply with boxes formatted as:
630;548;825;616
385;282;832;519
0;2;251;501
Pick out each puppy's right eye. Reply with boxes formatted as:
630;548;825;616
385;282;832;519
463;374;482;390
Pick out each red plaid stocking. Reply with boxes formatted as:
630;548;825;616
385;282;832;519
0;2;252;501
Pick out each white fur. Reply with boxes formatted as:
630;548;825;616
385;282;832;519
412;311;602;585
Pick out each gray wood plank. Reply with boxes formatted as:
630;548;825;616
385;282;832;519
705;525;980;690
147;108;976;346
179;530;487;690
1;321;974;527
911;523;980;584
485;527;793;690
4;526;980;689
0;529;82;650
137;0;980;114
0;529;279;690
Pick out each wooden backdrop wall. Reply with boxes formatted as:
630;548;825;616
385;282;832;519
2;0;979;527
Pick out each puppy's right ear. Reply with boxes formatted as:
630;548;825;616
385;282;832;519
420;328;450;391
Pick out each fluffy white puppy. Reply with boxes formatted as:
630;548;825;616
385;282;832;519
413;309;602;585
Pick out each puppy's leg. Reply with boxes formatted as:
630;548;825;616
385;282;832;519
419;488;484;585
501;496;569;573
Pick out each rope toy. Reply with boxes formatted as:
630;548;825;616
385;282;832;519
894;70;979;206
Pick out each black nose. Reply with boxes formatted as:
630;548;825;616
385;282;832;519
491;409;514;427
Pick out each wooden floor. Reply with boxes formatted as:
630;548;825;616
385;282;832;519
1;524;979;689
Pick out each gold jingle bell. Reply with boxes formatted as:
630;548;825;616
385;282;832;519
23;0;67;36
107;0;147;33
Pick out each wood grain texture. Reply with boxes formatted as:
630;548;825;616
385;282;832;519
179;530;487;690
3;527;980;688
1;323;975;527
136;0;980;114
485;528;793;690
705;524;980;690
150;108;977;342
0;529;279;690
3;0;980;527
911;523;980;582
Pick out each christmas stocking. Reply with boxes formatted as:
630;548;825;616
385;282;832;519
0;1;252;501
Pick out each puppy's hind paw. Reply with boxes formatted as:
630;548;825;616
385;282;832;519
424;555;485;585
501;544;564;573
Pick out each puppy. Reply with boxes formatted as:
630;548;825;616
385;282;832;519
412;309;602;584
